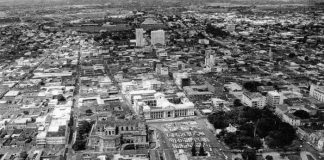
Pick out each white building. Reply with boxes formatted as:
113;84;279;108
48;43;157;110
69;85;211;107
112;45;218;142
310;84;324;102
151;30;165;46
242;92;266;108
173;72;189;88
266;91;282;107
136;28;145;47
46;119;69;145
205;50;215;69
224;82;243;98
133;92;195;120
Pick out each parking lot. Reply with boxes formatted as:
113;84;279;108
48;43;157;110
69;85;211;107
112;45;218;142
150;119;231;159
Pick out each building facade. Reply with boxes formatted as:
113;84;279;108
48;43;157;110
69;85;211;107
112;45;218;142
242;92;266;108
133;92;195;120
310;84;324;102
266;91;282;107
88;116;148;152
136;28;145;47
151;30;165;46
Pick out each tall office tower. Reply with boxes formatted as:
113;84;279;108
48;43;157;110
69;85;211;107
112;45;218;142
136;28;145;47
151;30;165;46
205;50;215;68
269;48;273;61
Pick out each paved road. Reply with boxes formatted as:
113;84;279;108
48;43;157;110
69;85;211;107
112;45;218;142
155;128;177;160
196;118;231;160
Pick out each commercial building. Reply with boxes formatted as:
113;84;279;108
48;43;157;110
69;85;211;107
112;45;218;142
310;84;324;102
242;92;266;108
136;28;145;47
46;119;69;145
183;85;214;101
266;91;282;107
151;30;165;46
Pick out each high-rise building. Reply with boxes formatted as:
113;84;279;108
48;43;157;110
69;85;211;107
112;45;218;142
151;30;165;46
266;91;282;107
269;48;273;61
205;50;215;68
136;28;145;47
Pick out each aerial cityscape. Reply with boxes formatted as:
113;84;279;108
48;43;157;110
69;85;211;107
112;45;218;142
0;0;323;160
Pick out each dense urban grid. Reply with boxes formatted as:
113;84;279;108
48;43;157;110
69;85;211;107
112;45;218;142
0;1;323;160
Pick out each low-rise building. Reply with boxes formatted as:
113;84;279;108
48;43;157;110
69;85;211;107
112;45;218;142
134;92;195;120
183;85;214;101
88;116;148;152
310;84;324;102
242;92;266;108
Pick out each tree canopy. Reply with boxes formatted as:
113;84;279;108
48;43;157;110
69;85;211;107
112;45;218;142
208;107;296;149
293;110;310;119
243;81;262;92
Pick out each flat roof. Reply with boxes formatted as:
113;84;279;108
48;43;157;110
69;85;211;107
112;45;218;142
4;90;19;97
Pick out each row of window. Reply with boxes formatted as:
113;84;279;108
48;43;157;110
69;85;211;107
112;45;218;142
175;109;188;117
150;111;164;119
313;91;324;102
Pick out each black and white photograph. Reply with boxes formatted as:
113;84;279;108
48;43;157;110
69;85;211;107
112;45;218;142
0;0;323;159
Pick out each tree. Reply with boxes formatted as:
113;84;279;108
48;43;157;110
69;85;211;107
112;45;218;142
234;99;242;107
40;80;45;86
266;122;296;148
243;81;262;92
68;115;74;127
23;111;29;115
293;110;310;119
57;94;66;102
242;149;256;160
207;112;229;129
224;132;237;148
205;24;229;38
85;109;93;115
265;155;273;160
199;141;207;156
191;140;197;156
20;151;28;160
72;140;86;151
78;121;92;136
288;53;296;58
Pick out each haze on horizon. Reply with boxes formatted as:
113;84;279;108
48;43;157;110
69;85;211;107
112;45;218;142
0;0;315;6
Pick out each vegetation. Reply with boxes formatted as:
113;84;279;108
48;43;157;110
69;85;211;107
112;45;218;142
191;141;197;156
265;155;274;160
199;142;207;156
85;109;93;116
56;94;66;102
19;151;28;160
205;24;229;38
208;107;296;149
293;110;310;119
243;81;262;92
234;99;243;107
72;121;93;151
242;149;257;160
